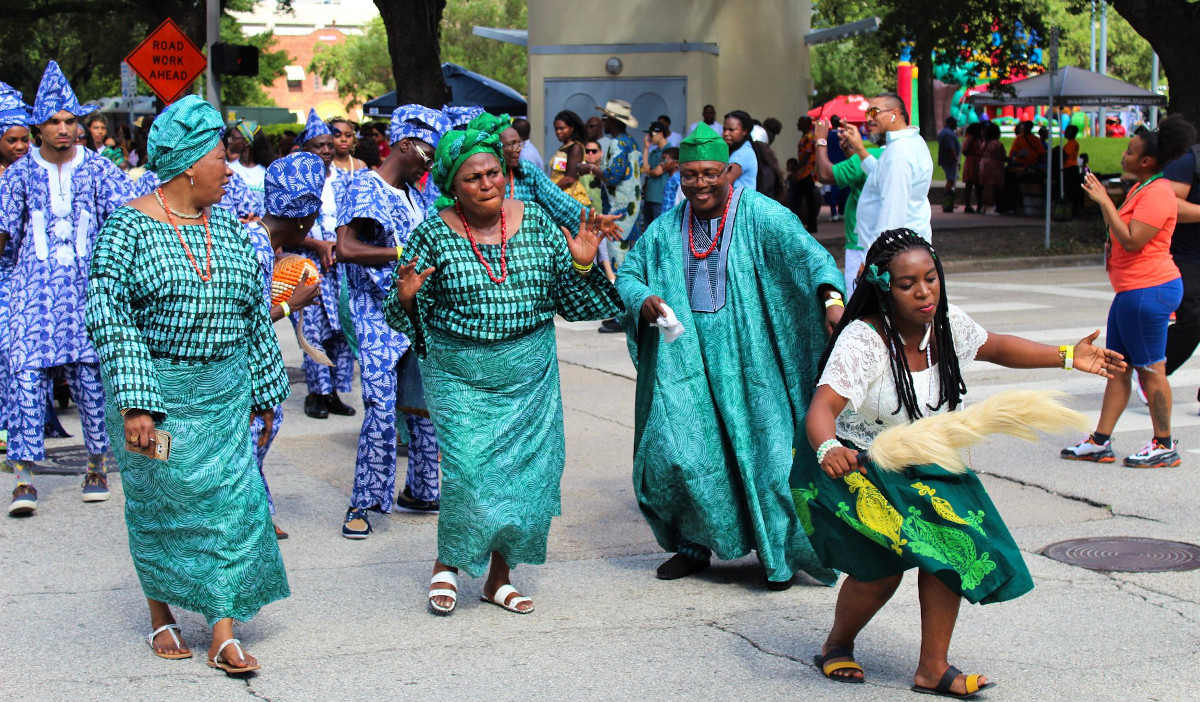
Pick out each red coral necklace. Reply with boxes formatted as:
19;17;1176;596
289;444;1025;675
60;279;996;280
456;202;508;284
156;188;212;282
688;190;732;259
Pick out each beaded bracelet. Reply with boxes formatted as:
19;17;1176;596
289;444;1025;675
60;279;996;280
815;438;841;464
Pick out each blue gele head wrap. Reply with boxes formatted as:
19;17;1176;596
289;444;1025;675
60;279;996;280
442;105;485;129
146;95;226;183
30;60;97;125
0;82;31;133
297;108;332;145
388;104;451;148
264;151;326;218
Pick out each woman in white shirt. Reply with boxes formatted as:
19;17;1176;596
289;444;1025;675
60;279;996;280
804;229;1123;696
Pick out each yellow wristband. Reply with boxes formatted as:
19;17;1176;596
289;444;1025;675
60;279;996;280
395;246;404;261
573;260;594;274
826;298;845;308
1059;344;1074;370
281;302;291;317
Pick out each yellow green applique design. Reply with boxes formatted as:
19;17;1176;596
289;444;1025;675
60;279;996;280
792;483;818;535
901;506;997;591
840;472;907;554
911;482;987;537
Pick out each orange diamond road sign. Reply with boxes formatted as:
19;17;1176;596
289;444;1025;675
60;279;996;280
125;18;207;105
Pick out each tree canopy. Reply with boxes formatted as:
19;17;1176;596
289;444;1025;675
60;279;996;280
312;0;526;111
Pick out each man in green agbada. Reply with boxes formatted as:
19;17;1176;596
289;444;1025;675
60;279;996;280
616;124;844;588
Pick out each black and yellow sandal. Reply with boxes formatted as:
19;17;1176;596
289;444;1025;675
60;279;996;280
814;646;865;684
912;665;995;699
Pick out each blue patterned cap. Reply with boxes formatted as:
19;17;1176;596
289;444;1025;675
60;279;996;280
442;105;485;129
0;82;31;133
297;108;332;145
388;104;450;147
30;60;96;125
264;151;326;218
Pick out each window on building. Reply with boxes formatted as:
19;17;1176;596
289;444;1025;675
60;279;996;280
285;65;305;92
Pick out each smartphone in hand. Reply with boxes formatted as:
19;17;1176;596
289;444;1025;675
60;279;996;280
127;430;172;462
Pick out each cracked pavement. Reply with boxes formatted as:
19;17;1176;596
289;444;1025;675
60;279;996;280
3;265;1200;700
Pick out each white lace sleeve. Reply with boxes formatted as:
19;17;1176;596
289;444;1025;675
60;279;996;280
818;321;889;412
948;303;989;366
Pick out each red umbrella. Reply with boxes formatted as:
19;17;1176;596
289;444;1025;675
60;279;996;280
808;94;869;124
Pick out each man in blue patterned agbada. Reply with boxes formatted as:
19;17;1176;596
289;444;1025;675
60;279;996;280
335;104;450;538
293;108;357;419
1;61;133;516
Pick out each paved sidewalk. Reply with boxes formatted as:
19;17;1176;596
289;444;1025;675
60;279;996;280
3;266;1199;701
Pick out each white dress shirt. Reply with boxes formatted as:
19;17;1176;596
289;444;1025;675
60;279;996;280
854;126;933;251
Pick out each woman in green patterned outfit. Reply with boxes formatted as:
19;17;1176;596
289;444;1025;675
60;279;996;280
383;128;620;615
803;230;1123;697
85;96;289;674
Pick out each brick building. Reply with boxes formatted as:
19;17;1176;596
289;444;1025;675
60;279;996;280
230;0;378;121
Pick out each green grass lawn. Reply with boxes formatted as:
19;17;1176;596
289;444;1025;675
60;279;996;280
927;136;1128;181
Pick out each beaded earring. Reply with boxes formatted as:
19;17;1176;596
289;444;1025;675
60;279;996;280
189;176;195;187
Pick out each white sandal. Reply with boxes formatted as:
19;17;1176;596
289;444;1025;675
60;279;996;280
206;637;261;674
481;584;534;614
147;623;192;660
429;570;459;615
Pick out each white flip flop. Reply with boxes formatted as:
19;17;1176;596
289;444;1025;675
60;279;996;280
206;638;261;675
481;584;534;614
429;570;458;615
147;623;192;660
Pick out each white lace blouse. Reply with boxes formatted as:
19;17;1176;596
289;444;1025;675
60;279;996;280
818;304;989;449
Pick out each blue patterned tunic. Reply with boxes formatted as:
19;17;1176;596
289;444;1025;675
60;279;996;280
0;146;132;372
508;159;587;237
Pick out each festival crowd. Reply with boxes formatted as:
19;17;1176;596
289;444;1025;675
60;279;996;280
8;61;1199;698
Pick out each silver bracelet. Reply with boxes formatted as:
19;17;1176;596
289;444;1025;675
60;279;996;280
815;438;841;464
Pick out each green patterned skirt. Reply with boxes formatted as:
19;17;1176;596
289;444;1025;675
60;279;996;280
420;322;565;578
103;350;290;625
796;443;1033;605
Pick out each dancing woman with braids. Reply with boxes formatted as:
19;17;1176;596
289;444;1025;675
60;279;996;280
803;229;1125;696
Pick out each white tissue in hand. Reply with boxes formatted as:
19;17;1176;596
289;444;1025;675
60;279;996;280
654;302;685;343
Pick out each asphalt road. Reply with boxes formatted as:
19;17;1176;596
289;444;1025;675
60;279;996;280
3;265;1198;701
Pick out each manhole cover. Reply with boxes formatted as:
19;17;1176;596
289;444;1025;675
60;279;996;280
2;447;121;475
1042;537;1200;573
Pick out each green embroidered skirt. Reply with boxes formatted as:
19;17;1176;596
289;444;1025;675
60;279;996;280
796;445;1033;605
420;323;565;578
104;350;290;625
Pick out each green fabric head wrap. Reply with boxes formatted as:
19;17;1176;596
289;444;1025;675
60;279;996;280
431;128;505;207
146;95;225;182
679;122;729;164
466;112;511;138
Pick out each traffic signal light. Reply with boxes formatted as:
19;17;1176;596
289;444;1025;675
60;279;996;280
210;43;259;77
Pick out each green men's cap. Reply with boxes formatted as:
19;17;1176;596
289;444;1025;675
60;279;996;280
679;123;729;164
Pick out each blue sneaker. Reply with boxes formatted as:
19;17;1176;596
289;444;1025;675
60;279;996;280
8;484;37;516
342;507;372;539
395;485;439;514
81;472;110;502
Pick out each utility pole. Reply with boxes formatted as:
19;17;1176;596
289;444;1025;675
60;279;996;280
205;0;221;113
1150;53;1160;129
1089;0;1097;72
1098;1;1109;135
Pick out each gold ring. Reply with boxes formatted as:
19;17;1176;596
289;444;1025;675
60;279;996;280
127;435;140;443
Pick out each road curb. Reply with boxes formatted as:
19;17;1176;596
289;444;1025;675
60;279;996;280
941;253;1102;274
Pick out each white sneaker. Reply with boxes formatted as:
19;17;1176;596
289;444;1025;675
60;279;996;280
1124;440;1181;468
1060;436;1116;463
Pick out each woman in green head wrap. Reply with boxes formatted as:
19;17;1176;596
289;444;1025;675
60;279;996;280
85;94;290;673
381;127;624;617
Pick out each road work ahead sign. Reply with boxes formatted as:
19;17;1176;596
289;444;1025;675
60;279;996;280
125;19;207;104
